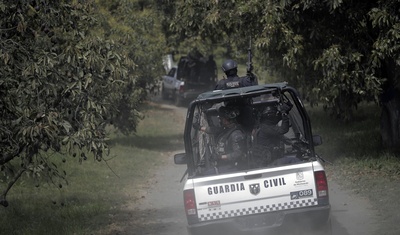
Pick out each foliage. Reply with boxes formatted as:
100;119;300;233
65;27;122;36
164;0;399;121
0;101;183;234
309;103;400;235
0;0;165;206
95;0;167;132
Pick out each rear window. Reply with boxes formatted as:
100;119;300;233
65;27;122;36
188;89;309;177
167;67;176;77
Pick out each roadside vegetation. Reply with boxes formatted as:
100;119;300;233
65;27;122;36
309;103;400;235
2;0;399;206
310;102;400;182
0;0;166;206
1;99;399;234
0;101;184;235
1;0;399;234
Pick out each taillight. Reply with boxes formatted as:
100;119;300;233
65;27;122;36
179;84;185;93
184;189;198;224
314;171;329;205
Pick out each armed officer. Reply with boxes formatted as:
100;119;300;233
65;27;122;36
214;59;258;90
256;104;291;150
214;105;247;173
214;59;258;133
252;100;300;166
194;105;247;173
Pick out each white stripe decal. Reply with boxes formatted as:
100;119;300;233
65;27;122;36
198;198;318;221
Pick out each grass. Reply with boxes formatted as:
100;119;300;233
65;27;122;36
307;102;400;177
1;98;399;234
309;103;382;159
307;102;400;235
308;102;400;180
0;101;184;235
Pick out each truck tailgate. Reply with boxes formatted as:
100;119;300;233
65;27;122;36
191;162;318;222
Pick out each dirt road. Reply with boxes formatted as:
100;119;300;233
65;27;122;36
125;103;380;235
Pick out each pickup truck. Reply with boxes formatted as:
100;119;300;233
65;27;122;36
174;83;331;235
161;55;216;106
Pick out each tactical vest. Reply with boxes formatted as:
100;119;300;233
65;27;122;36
250;128;285;166
215;127;237;155
223;76;242;89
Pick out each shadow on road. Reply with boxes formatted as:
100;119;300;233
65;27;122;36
96;206;186;235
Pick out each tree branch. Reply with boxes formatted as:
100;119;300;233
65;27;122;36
0;168;26;207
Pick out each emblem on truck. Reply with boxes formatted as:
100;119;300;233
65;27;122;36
249;183;260;195
296;170;304;180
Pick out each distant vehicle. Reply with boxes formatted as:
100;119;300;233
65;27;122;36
161;51;217;106
174;83;331;235
161;66;181;100
162;54;176;73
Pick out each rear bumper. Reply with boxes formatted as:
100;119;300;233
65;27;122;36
187;205;330;235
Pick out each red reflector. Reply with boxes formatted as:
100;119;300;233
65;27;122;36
184;189;197;216
314;171;328;197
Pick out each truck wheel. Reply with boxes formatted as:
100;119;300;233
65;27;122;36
174;92;183;107
161;85;168;100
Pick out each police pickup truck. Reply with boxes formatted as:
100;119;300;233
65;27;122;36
174;83;331;235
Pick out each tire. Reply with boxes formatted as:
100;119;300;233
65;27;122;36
174;92;183;107
161;85;168;100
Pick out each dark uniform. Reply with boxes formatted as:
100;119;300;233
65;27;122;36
215;74;241;89
214;59;257;90
214;59;258;133
252;105;291;166
257;112;290;148
214;125;246;173
195;105;247;174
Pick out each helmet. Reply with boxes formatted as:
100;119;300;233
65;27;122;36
262;105;278;117
218;106;240;120
261;105;281;124
221;59;238;73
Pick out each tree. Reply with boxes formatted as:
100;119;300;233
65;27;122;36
0;0;165;206
164;0;400;150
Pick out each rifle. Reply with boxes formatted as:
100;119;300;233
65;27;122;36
246;37;253;74
180;168;188;183
246;37;257;84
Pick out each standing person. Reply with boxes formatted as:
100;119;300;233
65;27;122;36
214;59;257;90
194;105;247;174
214;59;258;131
206;55;218;84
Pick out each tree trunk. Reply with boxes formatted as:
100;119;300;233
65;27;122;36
381;93;400;150
380;59;400;151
